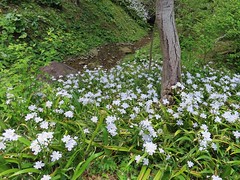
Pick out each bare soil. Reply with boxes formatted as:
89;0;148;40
63;35;151;71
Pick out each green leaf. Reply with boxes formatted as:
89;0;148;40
18;137;31;146
0;168;19;177
221;165;232;178
64;149;82;169
103;145;134;152
142;168;151;180
227;161;240;165
153;169;163;180
190;171;202;178
196;155;212;161
86;114;105;152
171;165;187;178
9;168;41;178
72;151;104;180
19;32;27;39
137;166;147;180
174;129;182;137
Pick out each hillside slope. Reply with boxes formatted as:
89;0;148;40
0;0;148;68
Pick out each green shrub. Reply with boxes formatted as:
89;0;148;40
35;0;62;9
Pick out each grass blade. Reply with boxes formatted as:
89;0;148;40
9;168;41;178
72;151;104;180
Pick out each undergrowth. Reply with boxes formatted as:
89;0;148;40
0;55;239;179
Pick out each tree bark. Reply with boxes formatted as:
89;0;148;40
156;0;181;104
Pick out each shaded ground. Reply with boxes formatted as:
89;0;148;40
39;34;152;78
63;35;152;71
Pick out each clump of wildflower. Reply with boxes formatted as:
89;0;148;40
126;0;149;20
2;129;20;141
50;151;62;162
233;131;240;139
139;119;157;142
143;141;157;155
34;161;45;169
212;175;222;180
0;140;6;150
171;82;185;90
64;111;74;118
187;161;194;168
41;175;51;180
135;155;141;163
106;116;118;136
62;135;77;151
91;116;98;123
30;132;54;155
46;101;53;108
0;129;19;151
199;124;212;151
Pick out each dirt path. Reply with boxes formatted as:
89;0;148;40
63;35;152;71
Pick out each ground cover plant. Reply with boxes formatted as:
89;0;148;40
0;54;239;179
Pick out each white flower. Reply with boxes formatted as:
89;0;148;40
200;113;207;119
28;105;37;111
50;151;62;162
34;161;45;169
62;135;71;143
65;139;77;151
212;175;222;180
155;114;161;119
159;148;165;154
121;102;129;109
187;161;194;168
233;131;240;139
193;122;198;128
61;135;77;151
25;113;36;121
38;108;43;112
30;132;54;155
201;131;212;141
46;101;53;108
40;121;49;129
214;116;221;123
143;142;157;155
166;154;171;160
30;140;42;155
143;158;149;166
162;99;169;105
41;175;51;180
106;123;118;136
2;129;20;141
83;128;90;134
36;132;54;147
0;141;6;150
59;100;64;105
135;155;141;163
91;116;98;123
64;111;74;118
200;124;208;131
34;117;43;123
106;116;117;124
176;120;183;126
211;143;217;151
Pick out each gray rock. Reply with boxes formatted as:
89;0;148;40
119;47;132;54
39;61;78;79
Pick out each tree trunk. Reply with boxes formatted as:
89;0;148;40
156;0;181;104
